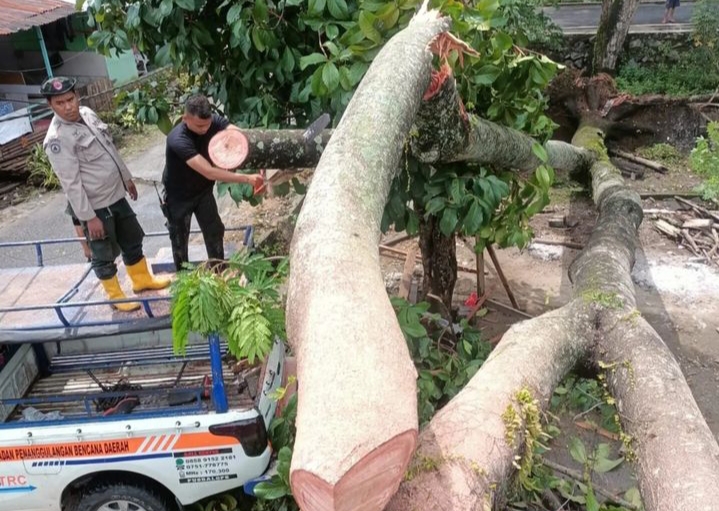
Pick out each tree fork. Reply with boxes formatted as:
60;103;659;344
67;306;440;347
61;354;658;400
388;122;719;511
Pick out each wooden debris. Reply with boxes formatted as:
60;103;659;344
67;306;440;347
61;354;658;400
683;219;714;231
640;191;702;200
609;148;669;174
651;199;719;265
486;245;520;310
532;239;585;250
548;215;580;228
574;420;621;441
398;246;418;300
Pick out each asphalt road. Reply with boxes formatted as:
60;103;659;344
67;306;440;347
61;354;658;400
544;1;694;28
0;140;179;269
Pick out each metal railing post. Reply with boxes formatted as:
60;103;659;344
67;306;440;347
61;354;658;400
208;333;229;413
35;244;44;267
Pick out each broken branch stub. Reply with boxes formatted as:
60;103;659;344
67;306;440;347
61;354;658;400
286;8;451;511
208;128;333;170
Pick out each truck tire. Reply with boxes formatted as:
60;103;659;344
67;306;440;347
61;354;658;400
73;482;175;511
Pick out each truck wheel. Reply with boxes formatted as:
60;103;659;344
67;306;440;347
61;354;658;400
74;483;174;511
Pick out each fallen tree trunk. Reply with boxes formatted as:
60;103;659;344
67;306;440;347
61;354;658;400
208;128;332;170
388;123;719;511
285;8;450;511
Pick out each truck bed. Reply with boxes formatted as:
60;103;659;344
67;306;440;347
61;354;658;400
0;341;262;424
11;360;258;422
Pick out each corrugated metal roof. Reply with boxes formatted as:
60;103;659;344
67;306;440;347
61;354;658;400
0;0;77;36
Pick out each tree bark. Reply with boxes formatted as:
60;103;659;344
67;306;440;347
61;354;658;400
285;8;451;511
388;123;719;511
592;0;641;74
417;214;457;307
411;73;594;173
208;128;333;170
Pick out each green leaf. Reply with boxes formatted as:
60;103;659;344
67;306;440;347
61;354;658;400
253;0;269;23
532;142;548;163
593;456;624;473
174;0;195;10
358;11;382;44
160;0;174;17
536;165;552;189
251;27;266;52
326;24;340;40
308;0;326;15
300;53;327;70
157;113;173;135
492;32;513;52
226;4;242;23
321;62;340;92
585;487;600;511
327;0;349;19
568;437;587;464
463;200;483;234
439;208;458;236
424;197;445;216
254;478;290;500
347;61;368;86
473;65;501;85
281;46;295;73
126;4;141;28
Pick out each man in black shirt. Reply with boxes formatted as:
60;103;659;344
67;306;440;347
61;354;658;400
163;94;261;271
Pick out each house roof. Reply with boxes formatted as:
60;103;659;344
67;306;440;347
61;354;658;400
0;0;77;36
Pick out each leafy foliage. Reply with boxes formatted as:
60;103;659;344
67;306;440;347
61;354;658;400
690;121;719;200
27;144;60;190
85;0;561;255
170;252;287;364
636;143;684;167
615;54;719;96
391;297;491;425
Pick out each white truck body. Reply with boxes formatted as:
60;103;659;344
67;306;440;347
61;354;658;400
0;337;285;511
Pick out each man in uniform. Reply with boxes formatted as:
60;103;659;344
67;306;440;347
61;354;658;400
41;76;170;312
163;94;262;271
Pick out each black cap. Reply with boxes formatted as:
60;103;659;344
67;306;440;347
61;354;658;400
40;76;77;97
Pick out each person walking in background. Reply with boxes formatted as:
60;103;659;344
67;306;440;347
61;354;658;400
663;0;679;23
41;76;170;312
163;94;262;271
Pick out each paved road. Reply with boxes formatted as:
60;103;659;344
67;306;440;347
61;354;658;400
544;1;694;29
0;140;184;269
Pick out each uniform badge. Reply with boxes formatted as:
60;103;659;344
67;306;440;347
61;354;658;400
49;141;61;154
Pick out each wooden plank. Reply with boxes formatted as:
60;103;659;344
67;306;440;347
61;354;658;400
398;245;418;301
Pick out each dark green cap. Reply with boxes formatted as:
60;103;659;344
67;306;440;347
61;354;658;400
40;76;77;97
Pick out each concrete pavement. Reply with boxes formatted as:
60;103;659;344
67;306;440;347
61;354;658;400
544;1;694;33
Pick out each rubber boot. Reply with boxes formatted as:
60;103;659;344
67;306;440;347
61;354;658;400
100;275;141;312
127;257;171;292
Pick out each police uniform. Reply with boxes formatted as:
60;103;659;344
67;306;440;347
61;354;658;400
41;77;170;311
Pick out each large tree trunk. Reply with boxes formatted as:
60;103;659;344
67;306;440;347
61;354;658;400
285;8;450;511
592;0;641;74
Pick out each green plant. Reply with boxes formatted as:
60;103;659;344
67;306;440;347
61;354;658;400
170;252;287;364
615;55;719;96
636;143;683;167
188;493;239;511
26;143;60;190
551;375;619;433
391;297;491;425
690;121;719;200
85;0;561;266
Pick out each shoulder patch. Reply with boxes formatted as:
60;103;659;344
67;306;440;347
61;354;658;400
49;141;62;154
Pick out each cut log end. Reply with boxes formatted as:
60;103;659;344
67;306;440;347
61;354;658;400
291;429;417;511
208;129;249;169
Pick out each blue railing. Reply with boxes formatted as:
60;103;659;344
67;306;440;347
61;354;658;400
0;225;254;331
0;226;255;267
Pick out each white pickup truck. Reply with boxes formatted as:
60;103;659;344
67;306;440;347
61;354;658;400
0;328;285;511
